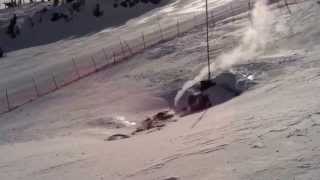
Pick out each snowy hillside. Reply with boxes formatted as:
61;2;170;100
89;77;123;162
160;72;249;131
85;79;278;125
1;0;320;180
0;0;232;111
0;0;231;51
0;0;172;51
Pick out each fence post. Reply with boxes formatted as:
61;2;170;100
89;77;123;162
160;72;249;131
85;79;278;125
120;39;126;59
230;2;235;48
230;2;234;23
248;0;253;25
119;38;126;56
211;11;214;21
212;11;216;27
32;76;40;97
52;73;58;90
103;48;108;63
284;0;292;14
72;58;80;79
158;22;164;42
113;52;116;64
193;13;197;27
5;88;10;111
176;19;180;37
91;56;97;72
141;32;146;50
123;40;133;56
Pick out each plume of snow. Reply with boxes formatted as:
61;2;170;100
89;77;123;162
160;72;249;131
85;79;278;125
215;0;276;69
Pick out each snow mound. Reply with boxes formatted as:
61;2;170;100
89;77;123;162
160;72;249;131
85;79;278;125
175;71;255;114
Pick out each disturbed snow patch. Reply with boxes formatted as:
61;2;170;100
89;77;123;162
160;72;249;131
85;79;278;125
174;52;302;115
106;110;176;141
87;115;136;129
174;70;256;114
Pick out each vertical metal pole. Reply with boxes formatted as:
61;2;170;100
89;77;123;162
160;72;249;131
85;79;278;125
32;77;40;97
205;0;211;80
5;88;10;111
72;58;80;79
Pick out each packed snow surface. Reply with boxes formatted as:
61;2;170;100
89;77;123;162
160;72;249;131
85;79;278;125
1;0;320;180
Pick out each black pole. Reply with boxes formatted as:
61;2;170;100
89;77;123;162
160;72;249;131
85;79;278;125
205;0;211;80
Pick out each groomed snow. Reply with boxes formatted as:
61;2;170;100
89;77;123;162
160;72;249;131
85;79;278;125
0;0;320;180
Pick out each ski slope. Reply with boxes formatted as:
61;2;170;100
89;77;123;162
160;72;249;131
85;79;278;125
0;0;320;180
0;0;235;112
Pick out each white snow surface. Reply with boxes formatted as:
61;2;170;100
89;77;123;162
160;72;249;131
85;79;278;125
1;0;320;180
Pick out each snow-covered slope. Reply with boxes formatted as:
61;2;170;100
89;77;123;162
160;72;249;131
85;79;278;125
0;0;232;112
0;0;230;52
0;0;320;180
0;0;173;51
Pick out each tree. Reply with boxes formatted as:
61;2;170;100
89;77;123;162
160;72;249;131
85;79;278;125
53;0;59;6
113;0;162;8
93;3;103;17
6;14;19;38
0;47;4;58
